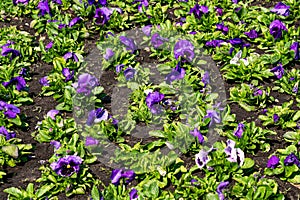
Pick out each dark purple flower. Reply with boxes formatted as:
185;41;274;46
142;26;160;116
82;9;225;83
19;68;27;76
191;179;198;185
129;188;138;200
267;155;280;169
94;7;112;25
104;48;114;60
165;62;185;84
234;123;244;138
39;76;49;86
284;153;300;167
269;20;287;40
45;41;53;50
205;40;225;47
124;67;136;80
189;4;209;19
110;169;135;185
190;128;204;144
273;114;279;123
292;82;299;94
271;2;290;16
229;47;235;55
142;25;152;36
232;0;238;3
189;31;197;35
50;155;83;177
47;109;59;120
99;0;107;6
290;42;299;60
203;110;221;127
2;76;26;91
228;38;243;46
253;88;263;96
216;22;228;34
146;91;165;114
116;64;125;73
133;0;149;13
271;63;284;79
72;73;99;95
217;181;230;200
50;140;61;149
52;0;62;4
13;0;29;5
2;103;20;119
0;126;16;140
85;136;99;146
37;0;51;16
63;52;79;62
215;7;223;16
58;24;66;29
86;108;108;126
174;39;195;62
62;68;74;82
202;71;210;87
119;36;137;53
1;46;21;60
69;17;81;27
244;30;258;39
151;33;168;49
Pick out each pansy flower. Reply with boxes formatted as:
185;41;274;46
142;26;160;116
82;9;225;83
129;188;138;200
68;17;81;27
271;63;284;79
216;22;229;34
233;123;244;138
203;110;221;127
142;25;152;36
0;126;16;140
190;128;204;144
37;0;51;16
284;153;300;167
2;76;26;91
62;68;74;82
72;73;99;95
165;62;185;84
104;48;114;60
215;7;223;16
271;2;290;16
47;109;59;120
0;102;20;119
244;30;258;39
13;0;29;5
86;108;109;126
133;0;149;13
224;139;244;166
85;136;99;146
50;155;83;177
189;4;209;19
290;42;299;60
151;33;168;49
217;181;230;200
266;155;280;169
146;91;165;114
1;46;21;60
119;36;137;53
39;76;50;86
111;169;135;185
45;41;53;50
52;0;62;4
269;20;287;39
174;39;195;62
124;67;136;80
50;140;61;150
205;40;225;47
94;7;113;25
63;52;79;62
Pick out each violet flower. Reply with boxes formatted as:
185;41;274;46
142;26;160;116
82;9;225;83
69;17;81;27
215;7;223;16
146;91;165;114
290;42;299;60
151;33;168;49
116;64;125;73
124;67;136;80
273;114;279;123
266;155;280;169
271;2;290;16
88;0;106;6
2;76;26;91
190;128;204;144
86;108;109;126
232;0;238;3
228;38;249;47
216;22;229;34
189;4;209;19
47;109;59;120
13;0;29;5
202;71;210;88
39;76;50;86
203;110;221;127
52;0;62;4
50;140;61;150
174;39;195;62
253;88;263;96
0;126;16;140
111;169;135;185
37;0;51;16
94;7;112;25
0;102;20;119
233;123;244;139
72;73;99;95
271;63;284;79
63;52;79;62
45;41;53;50
269;20;287;40
19;68;27;76
217;181;230;200
205;39;225;47
142;25;152;36
292;82;299;94
224;139;244;166
284;153;300;167
50;155;83;177
129;188;138;200
104;48;114;60
119;36;137;53
1;46;21;60
195;149;210;169
165;62;185;84
133;0;149;13
62;68;74;82
85;136;99;146
244;30;258;39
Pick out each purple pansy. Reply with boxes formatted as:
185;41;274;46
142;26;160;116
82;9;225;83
133;0;149;13
205;39;225;47
94;7;112;25
233;123;244;139
104;48;114;60
216;22;228;34
50;155;83;177
85;136;99;146
116;64;125;73
50;140;61;149
195;149;211;169
142;25;152;36
63;52;79;62
124;67;136;80
1;46;21;60
174;39;195;62
224;139;244;166
189;4;209;19
72;73;99;95
0;126;16;140
165;62;185;84
69;17;81;27
228;38;250;47
52;0;62;4
119;36;137;53
292;82;299;94
271;2;290;16
269;20;287;40
39;76;49;86
2;76;26;91
45;41;53;50
47;109;59;120
244;30;258;39
19;68;27;76
203;110;221;127
232;0;238;3
146;91;165;114
86;108;109;126
0;102;20;119
273;114;279;123
217;181;230;200
62;68;74;82
284;153;300;167
267;155;280;169
151;33;168;49
215;7;223;16
290;42;299;60
202;71;210;88
129;188;138;200
13;0;29;5
271;63;284;79
190;128;204;144
37;0;51;16
88;0;106;6
253;88;263;96
111;169;136;185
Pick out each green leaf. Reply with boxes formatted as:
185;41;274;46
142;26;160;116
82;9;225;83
3;187;22;198
2;145;19;158
91;185;100;200
242;158;255;169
